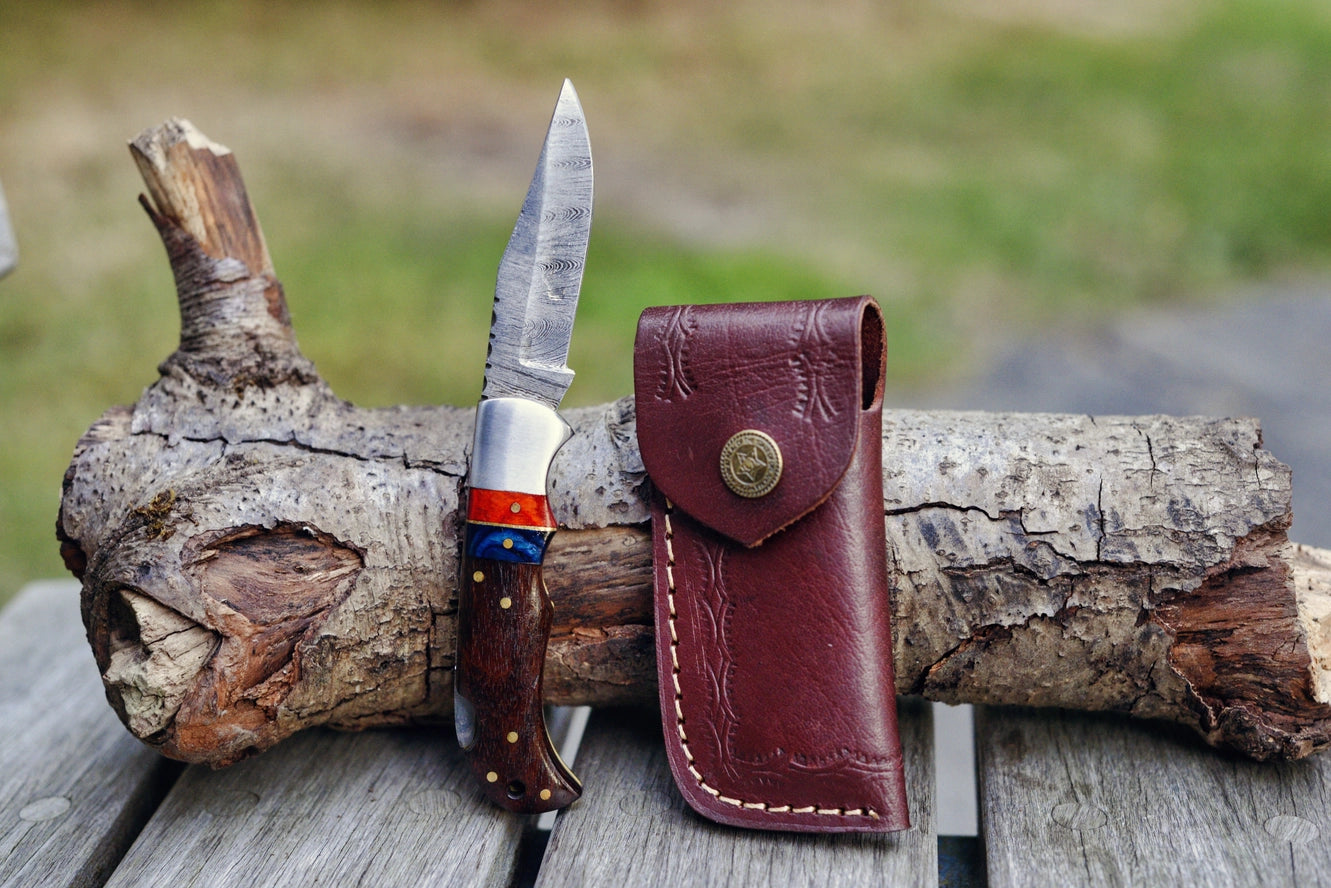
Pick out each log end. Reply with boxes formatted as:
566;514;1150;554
83;523;366;765
1155;538;1331;761
1293;544;1331;705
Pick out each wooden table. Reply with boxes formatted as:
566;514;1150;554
4;580;1329;887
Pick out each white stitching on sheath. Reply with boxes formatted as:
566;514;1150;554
662;499;879;821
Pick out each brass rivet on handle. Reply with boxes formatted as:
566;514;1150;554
486;771;499;783
720;430;782;498
507;731;519;743
540;789;552;801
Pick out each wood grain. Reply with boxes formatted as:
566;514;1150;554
0;581;177;888
456;555;581;812
975;705;1331;887
535;700;937;888
105;726;525;887
15;580;1331;887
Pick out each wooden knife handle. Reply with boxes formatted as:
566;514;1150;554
455;548;581;813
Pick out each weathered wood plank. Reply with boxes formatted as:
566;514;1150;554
105;724;527;887
976;705;1331;887
0;580;176;888
536;699;937;888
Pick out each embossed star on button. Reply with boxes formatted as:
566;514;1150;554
720;430;783;498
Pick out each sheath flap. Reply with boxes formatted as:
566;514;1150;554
633;297;883;547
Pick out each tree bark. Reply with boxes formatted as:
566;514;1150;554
58;120;1331;766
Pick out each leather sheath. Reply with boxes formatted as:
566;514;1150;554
633;296;909;833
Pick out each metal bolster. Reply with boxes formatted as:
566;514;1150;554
468;397;572;495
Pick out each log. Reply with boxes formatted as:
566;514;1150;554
57;119;1331;767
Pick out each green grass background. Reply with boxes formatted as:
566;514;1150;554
2;0;1330;601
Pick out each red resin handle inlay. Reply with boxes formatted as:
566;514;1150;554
467;489;557;530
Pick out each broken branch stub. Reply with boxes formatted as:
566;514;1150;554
57;119;1331;767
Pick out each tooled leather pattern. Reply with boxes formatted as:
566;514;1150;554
677;532;744;786
790;300;842;424
635;299;866;548
667;500;903;816
654;304;697;402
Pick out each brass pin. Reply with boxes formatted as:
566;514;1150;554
473;570;485;583
486;771;499;783
507;731;519;743
500;597;513;609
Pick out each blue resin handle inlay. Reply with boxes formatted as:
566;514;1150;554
465;524;555;563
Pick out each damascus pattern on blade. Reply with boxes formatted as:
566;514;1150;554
482;80;593;408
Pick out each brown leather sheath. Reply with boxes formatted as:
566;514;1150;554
633;295;909;833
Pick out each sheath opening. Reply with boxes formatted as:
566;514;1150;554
860;301;885;411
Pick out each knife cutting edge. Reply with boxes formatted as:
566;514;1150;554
453;79;591;814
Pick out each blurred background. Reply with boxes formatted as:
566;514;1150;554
5;0;1331;592
3;0;1331;836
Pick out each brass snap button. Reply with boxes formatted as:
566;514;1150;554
720;430;782;498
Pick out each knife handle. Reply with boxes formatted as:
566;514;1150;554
454;501;581;814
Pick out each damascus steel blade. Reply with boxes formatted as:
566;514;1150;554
482;79;593;408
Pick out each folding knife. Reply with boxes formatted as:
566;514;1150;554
453;80;591;814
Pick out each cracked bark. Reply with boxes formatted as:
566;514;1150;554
57;119;1331;767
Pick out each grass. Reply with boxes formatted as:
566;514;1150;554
264;175;875;409
1;0;1330;599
